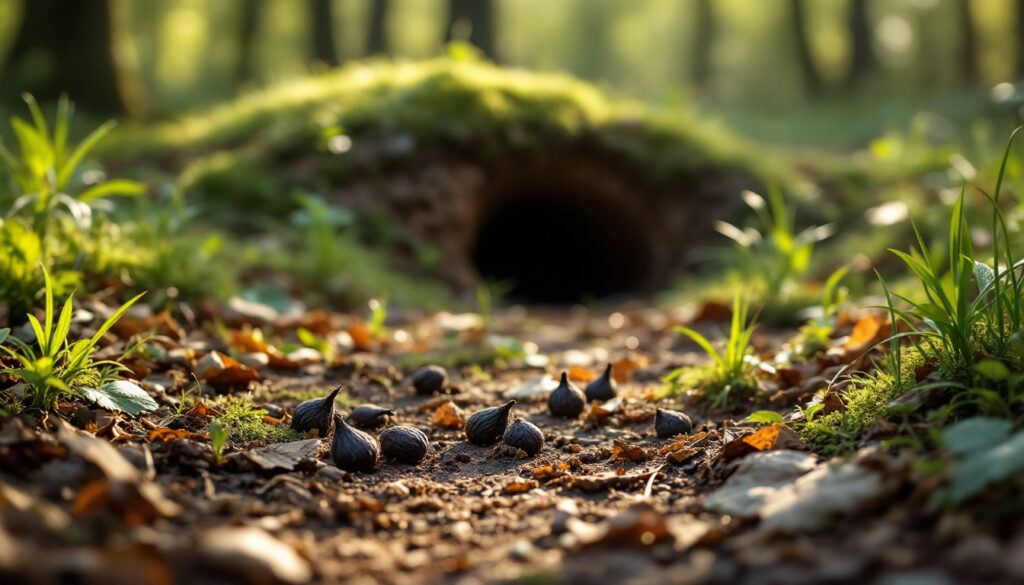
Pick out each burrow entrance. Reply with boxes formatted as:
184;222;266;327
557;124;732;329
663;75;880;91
331;153;746;304
471;190;655;303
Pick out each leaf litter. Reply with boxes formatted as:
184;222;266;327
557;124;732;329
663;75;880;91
0;300;1018;584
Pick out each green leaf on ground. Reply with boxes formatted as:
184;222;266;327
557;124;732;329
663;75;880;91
746;410;784;424
80;380;159;416
949;430;1024;503
942;416;1012;456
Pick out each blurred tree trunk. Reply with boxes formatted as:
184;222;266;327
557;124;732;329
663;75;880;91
691;0;713;89
789;0;822;94
367;0;389;55
445;0;496;60
955;0;977;85
5;0;126;114
1017;0;1024;78
239;0;263;82
845;0;874;91
311;0;339;67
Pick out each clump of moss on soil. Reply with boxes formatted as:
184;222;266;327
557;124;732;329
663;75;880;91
210;394;302;445
802;349;926;455
101;57;798;212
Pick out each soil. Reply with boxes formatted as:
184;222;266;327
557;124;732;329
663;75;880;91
1;302;1022;585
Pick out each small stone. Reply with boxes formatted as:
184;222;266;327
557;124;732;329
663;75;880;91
508;539;534;560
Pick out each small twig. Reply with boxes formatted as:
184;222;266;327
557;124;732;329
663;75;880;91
642;465;663;499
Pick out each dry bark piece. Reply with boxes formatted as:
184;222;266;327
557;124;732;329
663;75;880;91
584;363;618;402
502;418;544;456
348;404;395;430
548;372;585;418
290;386;341;436
465;400;516;445
380;426;430;464
330;415;380;472
412;365;449;395
655;408;693;439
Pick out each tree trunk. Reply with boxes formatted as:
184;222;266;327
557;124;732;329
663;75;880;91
367;0;389;55
789;0;822;94
1017;0;1024;78
691;0;713;89
955;0;977;85
845;0;873;90
239;0;263;82
311;0;339;67
5;0;126;114
445;0;496;60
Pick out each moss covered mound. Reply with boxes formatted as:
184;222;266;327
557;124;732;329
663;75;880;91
104;58;800;301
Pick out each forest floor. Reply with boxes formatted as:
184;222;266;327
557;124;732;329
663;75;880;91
2;299;1022;585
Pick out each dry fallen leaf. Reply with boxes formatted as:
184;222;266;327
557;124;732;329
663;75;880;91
503;479;539;494
228;327;269;353
195;351;260;388
843;314;888;352
666;448;698;464
347;321;374;352
583;400;613;429
611;356;649;382
531;462;572;480
185;401;223;418
612;443;652;462
568;365;596;382
432;401;465;429
148;427;208;443
717;423;806;463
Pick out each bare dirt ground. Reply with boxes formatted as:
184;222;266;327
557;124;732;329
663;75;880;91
2;302;1022;585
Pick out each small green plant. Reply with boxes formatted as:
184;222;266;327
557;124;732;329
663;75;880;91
791;265;849;357
714;188;833;305
0;94;144;244
209;418;230;466
297;327;335;361
666;290;758;407
367;297;388;338
0;267;148;412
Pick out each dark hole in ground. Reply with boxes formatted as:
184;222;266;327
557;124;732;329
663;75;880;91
471;191;655;303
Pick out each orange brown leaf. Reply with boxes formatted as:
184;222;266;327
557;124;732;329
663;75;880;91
432;401;465;429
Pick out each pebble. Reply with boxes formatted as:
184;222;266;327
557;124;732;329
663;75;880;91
508;539;534;561
317;465;345;481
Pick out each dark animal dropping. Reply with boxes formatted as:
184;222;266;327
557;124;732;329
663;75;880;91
465;400;516;445
380;426;430;464
412;365;449;395
655;408;693;439
348;404;395;430
502;418;544;456
331;414;380;472
584;363;617;402
290;386;340;436
548;372;585;418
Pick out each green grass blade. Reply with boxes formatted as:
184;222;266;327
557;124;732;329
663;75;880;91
77;179;146;203
56;119;115;190
54;95;70;164
22;94;49;141
675;326;724;369
41;266;54;349
52;296;74;354
25;315;47;356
